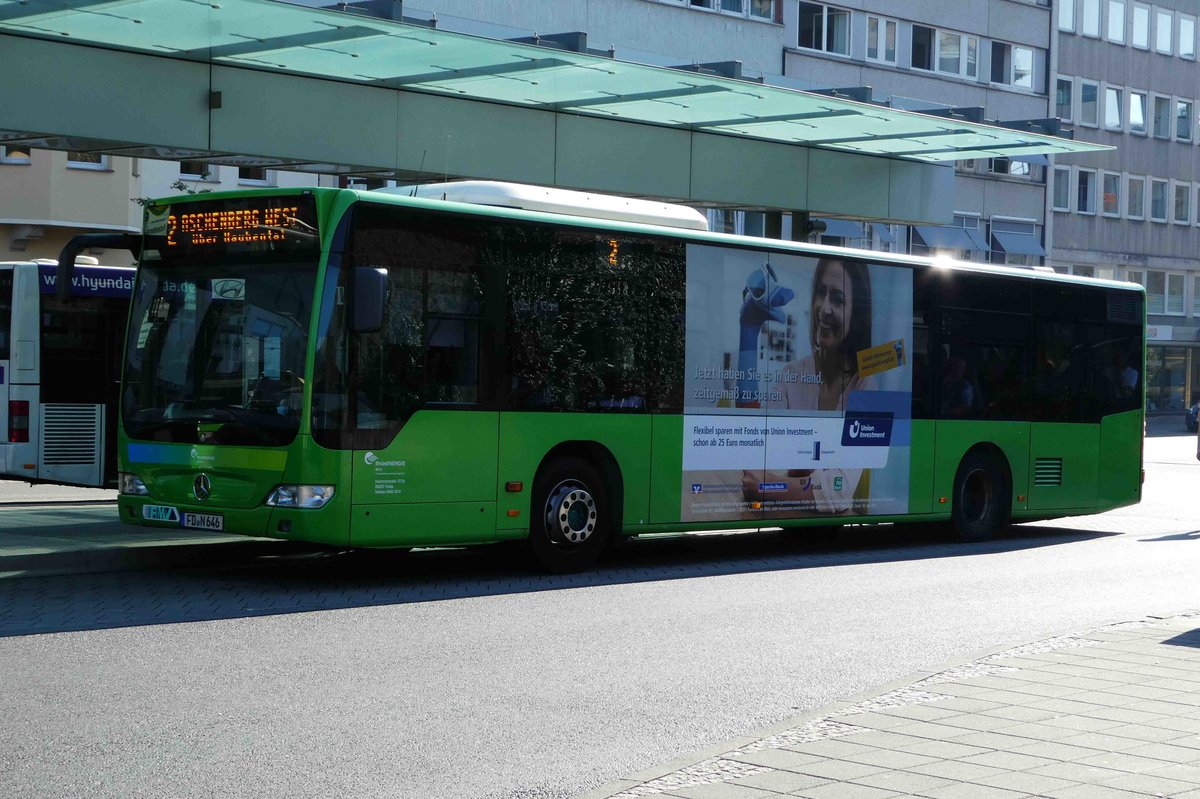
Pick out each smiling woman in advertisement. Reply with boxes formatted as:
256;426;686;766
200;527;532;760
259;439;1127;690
743;257;876;514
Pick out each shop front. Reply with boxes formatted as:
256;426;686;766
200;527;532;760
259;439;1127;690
1145;326;1199;415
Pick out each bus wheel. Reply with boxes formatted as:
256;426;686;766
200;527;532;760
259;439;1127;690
951;450;1010;543
530;457;610;573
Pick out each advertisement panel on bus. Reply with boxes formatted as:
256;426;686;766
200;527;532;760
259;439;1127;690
682;245;912;522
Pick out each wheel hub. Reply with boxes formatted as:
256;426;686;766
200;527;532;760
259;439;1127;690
545;481;597;545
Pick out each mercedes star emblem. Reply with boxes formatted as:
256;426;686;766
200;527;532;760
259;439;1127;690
193;473;212;502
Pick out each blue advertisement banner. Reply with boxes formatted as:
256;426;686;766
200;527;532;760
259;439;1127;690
38;264;135;299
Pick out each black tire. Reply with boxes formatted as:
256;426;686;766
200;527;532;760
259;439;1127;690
951;450;1010;543
529;457;612;573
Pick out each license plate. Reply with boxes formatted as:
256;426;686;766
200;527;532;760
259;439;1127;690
142;504;180;523
182;512;224;531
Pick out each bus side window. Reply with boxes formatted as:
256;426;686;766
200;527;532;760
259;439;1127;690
0;271;11;359
426;267;483;405
937;271;1032;421
1032;284;1083;422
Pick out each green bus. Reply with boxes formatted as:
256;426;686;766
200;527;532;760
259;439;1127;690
116;182;1144;572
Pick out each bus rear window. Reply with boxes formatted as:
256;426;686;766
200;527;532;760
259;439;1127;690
0;270;11;360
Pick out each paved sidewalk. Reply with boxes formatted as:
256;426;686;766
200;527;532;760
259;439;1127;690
583;612;1200;799
0;499;288;578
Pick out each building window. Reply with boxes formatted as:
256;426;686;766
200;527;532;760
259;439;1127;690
684;0;773;18
1168;274;1185;314
1181;14;1196;58
1059;0;1075;31
912;25;933;69
1053;166;1071;210
1175;182;1191;224
1157;9;1173;54
991;42;1034;87
1080;80;1100;125
1145;271;1185;315
0;145;31;164
1082;0;1101;36
748;0;773;19
866;14;897;64
1153;95;1171;137
1108;0;1126;42
344;177;390;190
1102;172;1121;215
1078;168;1097;214
989;218;1041;266
797;3;849;55
1177;99;1194;141
1056;77;1074;120
1129;90;1147;133
1151;179;1169;221
1128;175;1146;218
1105;86;1123;129
1192;275;1200;315
912;26;978;77
178;160;211;180
238;166;269;185
988;158;1039;180
1132;3;1151;48
66;152;109;171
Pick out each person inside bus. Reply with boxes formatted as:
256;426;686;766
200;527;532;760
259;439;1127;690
742;257;875;515
941;355;975;418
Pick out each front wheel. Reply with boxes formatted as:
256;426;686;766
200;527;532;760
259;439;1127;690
529;457;611;573
951;451;1010;543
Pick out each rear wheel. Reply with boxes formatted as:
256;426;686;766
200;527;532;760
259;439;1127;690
529;457;611;573
951;450;1010;543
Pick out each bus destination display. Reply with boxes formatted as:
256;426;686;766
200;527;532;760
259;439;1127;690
148;195;319;256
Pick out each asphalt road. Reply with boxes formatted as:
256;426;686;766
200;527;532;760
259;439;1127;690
0;428;1198;798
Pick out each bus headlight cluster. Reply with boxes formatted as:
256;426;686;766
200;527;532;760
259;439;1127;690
118;472;149;496
265;485;336;509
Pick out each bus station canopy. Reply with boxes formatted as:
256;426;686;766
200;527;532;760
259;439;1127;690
0;0;1107;164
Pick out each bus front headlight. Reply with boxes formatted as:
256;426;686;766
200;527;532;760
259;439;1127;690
118;472;149;496
265;485;335;509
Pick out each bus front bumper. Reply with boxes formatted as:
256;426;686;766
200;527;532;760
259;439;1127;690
117;495;349;547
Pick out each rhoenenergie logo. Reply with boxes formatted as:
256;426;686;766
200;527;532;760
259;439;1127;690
364;451;406;468
842;413;893;447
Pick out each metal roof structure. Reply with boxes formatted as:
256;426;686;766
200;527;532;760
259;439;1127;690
0;0;1106;163
0;0;1113;224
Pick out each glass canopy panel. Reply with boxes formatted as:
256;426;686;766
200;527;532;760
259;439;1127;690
0;0;1110;162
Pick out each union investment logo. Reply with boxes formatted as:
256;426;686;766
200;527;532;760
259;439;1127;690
848;420;861;439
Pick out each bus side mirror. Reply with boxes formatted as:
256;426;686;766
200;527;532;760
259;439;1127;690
351;267;388;334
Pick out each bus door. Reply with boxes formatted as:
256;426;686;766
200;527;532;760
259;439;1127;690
1;263;39;481
345;233;498;546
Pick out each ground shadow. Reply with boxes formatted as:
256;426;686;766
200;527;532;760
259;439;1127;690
1141;530;1200;541
0;522;1120;638
1162;627;1200;648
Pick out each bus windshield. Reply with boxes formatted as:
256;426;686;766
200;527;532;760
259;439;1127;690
122;260;317;446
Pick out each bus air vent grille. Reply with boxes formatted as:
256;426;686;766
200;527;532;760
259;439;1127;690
1034;457;1063;486
1108;294;1140;325
40;404;102;465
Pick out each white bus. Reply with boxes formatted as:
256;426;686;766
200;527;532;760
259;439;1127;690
0;259;133;487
